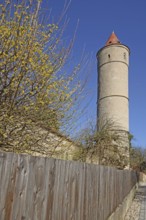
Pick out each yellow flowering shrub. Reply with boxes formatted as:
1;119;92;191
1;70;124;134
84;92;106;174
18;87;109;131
0;0;81;149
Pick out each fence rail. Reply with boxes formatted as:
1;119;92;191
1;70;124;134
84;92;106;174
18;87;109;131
0;152;138;220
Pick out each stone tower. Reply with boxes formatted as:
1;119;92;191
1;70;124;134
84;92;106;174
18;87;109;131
96;32;130;166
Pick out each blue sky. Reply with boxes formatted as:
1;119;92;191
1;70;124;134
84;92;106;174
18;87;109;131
42;0;146;147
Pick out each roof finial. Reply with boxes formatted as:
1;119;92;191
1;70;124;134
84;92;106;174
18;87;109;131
105;31;121;46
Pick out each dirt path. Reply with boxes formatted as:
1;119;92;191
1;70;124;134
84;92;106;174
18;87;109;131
124;183;146;220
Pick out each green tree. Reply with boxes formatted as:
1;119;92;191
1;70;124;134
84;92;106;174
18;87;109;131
130;146;146;172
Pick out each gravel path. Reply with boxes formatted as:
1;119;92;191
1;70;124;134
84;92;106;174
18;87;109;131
124;183;146;220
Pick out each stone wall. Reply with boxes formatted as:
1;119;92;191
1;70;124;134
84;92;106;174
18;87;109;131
0;126;79;161
0;125;130;167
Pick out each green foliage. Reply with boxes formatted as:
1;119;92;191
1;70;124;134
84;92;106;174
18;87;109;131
130;146;146;172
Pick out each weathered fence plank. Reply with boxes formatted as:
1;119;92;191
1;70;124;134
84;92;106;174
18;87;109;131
0;152;138;220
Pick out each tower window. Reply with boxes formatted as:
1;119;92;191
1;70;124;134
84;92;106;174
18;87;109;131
124;52;126;60
108;54;110;58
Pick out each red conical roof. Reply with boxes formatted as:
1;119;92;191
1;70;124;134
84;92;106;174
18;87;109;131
105;32;121;46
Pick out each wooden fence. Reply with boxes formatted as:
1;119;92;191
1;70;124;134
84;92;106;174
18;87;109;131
0;152;138;220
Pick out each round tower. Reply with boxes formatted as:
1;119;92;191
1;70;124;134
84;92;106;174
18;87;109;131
97;32;130;134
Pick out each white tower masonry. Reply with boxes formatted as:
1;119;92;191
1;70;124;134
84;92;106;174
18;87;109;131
97;32;130;134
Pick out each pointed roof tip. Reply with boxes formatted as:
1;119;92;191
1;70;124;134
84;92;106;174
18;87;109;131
105;32;121;46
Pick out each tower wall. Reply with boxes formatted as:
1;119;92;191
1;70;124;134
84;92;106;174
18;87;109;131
97;44;130;132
